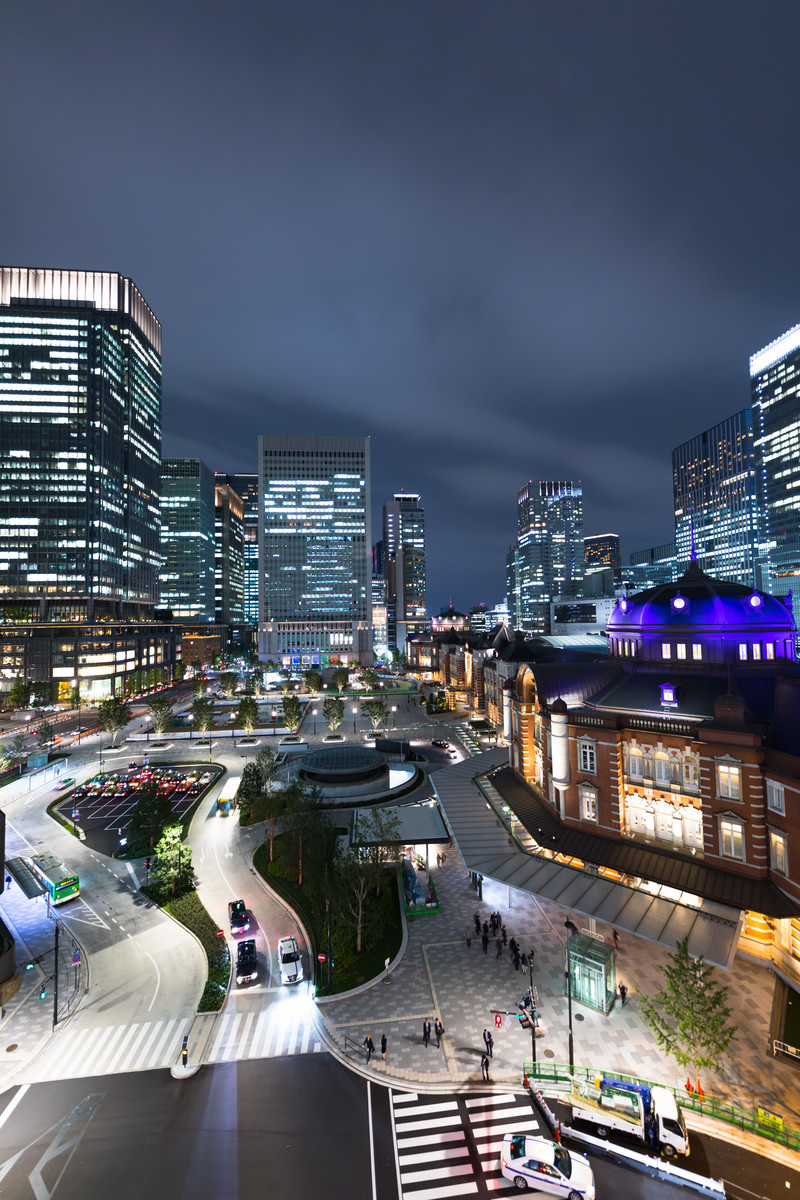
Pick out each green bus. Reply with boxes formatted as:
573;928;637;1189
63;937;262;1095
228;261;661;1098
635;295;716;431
26;854;80;905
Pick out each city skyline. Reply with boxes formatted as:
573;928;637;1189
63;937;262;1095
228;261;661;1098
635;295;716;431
4;3;800;609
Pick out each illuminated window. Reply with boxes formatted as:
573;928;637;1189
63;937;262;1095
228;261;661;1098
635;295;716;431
766;643;775;660
692;643;703;660
752;644;761;661
683;760;699;789
676;643;686;660
578;740;596;773
769;828;788;875
654;755;671;785
719;816;744;860
579;785;598;822
717;761;741;800
767;780;785;815
738;644;748;660
628;748;643;779
661;643;671;659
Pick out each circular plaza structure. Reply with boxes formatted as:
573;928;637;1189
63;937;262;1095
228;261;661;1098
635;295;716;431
295;744;423;801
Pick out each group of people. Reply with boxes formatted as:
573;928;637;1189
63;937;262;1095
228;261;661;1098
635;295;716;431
362;1033;387;1064
422;1017;445;1048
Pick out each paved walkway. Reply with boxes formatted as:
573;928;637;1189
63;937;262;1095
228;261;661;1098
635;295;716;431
317;846;800;1129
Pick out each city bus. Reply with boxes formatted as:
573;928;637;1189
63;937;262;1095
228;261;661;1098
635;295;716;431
25;854;80;905
217;776;240;817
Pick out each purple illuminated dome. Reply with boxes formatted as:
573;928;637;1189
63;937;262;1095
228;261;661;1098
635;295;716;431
607;560;796;666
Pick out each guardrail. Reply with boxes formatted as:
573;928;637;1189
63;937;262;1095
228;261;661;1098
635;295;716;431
524;1061;800;1152
773;1039;800;1061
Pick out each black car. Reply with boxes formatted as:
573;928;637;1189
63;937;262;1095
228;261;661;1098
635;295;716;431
431;739;450;749
228;899;250;933
236;939;258;985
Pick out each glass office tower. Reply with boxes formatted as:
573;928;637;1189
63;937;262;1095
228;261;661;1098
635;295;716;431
229;472;260;627
672;409;761;587
258;435;372;667
383;491;427;653
751;325;800;629
214;478;245;626
159;459;216;622
0;266;162;604
515;481;583;634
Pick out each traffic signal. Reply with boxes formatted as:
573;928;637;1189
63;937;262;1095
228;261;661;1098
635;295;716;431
25;961;35;971
39;985;47;1000
517;1012;533;1029
144;858;151;871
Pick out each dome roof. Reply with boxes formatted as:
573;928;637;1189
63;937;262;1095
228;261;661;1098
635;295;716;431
608;559;794;635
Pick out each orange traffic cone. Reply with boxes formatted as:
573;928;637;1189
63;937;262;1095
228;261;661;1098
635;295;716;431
685;1077;694;1093
523;1072;529;1088
697;1082;704;1099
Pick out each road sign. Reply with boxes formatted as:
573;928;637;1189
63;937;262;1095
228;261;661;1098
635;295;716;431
317;953;326;962
72;950;81;964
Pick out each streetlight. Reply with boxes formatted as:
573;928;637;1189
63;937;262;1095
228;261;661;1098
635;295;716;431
271;708;277;736
391;704;397;729
352;706;357;733
564;918;578;1074
72;677;81;744
312;708;318;736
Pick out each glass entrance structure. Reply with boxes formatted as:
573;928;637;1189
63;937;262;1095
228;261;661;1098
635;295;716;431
563;932;616;1014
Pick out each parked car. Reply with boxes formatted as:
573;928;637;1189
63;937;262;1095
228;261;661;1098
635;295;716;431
228;899;250;934
278;935;303;984
499;1134;595;1198
235;939;258;985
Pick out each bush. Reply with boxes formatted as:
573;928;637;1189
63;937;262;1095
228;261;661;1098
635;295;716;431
165;890;230;1012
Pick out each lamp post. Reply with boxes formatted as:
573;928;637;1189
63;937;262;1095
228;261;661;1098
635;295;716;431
391;704;397;729
564;918;578;1074
72;677;81;744
271;708;277;736
312;708;318;736
352;706;357;733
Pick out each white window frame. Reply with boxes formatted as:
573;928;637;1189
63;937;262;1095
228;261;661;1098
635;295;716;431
628;748;643;779
578;739;596;774
661;643;671;659
769;827;788;876
717;760;742;801
738;643;748;661
683;759;699;790
692;643;703;661
579;784;598;823
719;816;745;860
766;643;775;660
676;643;687;660
654;755;671;786
766;780;785;815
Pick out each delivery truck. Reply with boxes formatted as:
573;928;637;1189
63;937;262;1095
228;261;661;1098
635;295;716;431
567;1078;688;1158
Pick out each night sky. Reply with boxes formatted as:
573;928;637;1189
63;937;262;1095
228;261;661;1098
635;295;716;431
4;2;800;612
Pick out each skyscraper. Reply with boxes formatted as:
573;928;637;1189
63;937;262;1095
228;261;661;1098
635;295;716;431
257;435;372;667
0;266;162;605
159;459;215;622
214;478;245;627
672;410;761;588
382;491;427;653
514;481;583;634
229;472;260;626
584;533;622;584
751;325;800;627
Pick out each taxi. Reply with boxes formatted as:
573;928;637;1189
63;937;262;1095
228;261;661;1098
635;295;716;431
499;1134;595;1198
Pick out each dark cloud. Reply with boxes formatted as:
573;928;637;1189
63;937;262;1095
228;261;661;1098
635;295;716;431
4;1;800;609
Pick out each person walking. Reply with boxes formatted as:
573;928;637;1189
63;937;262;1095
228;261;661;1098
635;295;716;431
619;983;628;1005
513;949;521;971
363;1034;374;1064
520;952;528;974
481;1053;490;1081
481;931;489;954
502;926;507;947
482;920;489;938
434;1018;444;1048
496;936;503;958
483;1028;494;1057
509;936;518;956
474;912;481;936
613;929;621;950
423;1018;431;1047
381;1033;387;1062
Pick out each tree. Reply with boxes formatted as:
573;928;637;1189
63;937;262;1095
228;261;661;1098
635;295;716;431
282;694;302;733
337;845;373;954
358;806;401;898
282;783;326;886
360;697;388;732
236;695;258;734
173;662;186;682
36;720;54;749
220;672;238;697
8;677;30;710
150;825;194;899
31;683;56;708
192;696;215;738
8;730;28;764
303;669;322;694
332;668;349;695
361;668;379;692
148;699;174;736
323;695;344;733
97;697;132;746
638;935;737;1092
128;783;175;847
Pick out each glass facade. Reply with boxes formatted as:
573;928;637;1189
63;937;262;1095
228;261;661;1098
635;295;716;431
159;458;215;622
750;325;800;630
214;479;245;625
672;409;762;588
0;266;162;603
383;492;427;651
230;472;260;626
257;435;372;666
515;481;583;634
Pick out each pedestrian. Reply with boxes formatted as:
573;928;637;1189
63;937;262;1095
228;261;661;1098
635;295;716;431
509;936;517;955
513;950;521;971
613;929;621;950
436;852;441;868
528;948;535;967
474;912;481;935
381;1033;387;1062
483;1028;494;1057
520;952;528;974
434;1018;444;1048
442;852;447;864
423;1018;431;1047
363;1034;374;1063
481;1053;490;1081
489;912;496;935
481;932;489;954
466;929;472;948
619;983;628;1005
502;926;507;947
482;920;489;938
496;936;503;958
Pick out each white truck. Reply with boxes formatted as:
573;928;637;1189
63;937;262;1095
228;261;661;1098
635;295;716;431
566;1078;688;1158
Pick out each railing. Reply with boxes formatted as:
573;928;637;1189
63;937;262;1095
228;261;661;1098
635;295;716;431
773;1039;800;1061
524;1061;800;1152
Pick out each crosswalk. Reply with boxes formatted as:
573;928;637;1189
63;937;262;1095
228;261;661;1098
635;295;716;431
392;1089;542;1199
21;1006;323;1083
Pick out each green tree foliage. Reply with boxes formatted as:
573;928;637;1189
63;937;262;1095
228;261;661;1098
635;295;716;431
337;845;373;955
638;935;737;1091
358;806;401;898
128;783;175;847
173;662;186;681
282;782;327;886
8;677;31;710
360;697;388;731
36;720;54;748
236;695;259;733
148;699;174;736
150;825;194;899
302;669;322;694
31;683;56;708
8;730;28;761
282;694;302;733
323;695;344;733
191;696;215;737
97;697;133;746
220;672;238;697
361;668;379;691
332;668;349;695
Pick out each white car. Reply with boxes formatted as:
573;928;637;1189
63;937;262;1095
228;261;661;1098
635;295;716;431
278;935;304;985
499;1134;595;1199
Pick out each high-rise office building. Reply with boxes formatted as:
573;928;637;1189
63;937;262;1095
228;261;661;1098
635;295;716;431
383;491;427;652
672;410;761;588
160;459;215;622
751;325;800;628
584;533;622;584
257;435;372;667
622;542;678;592
514;481;583;634
214;478;245;627
229;472;260;626
0;266;162;605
